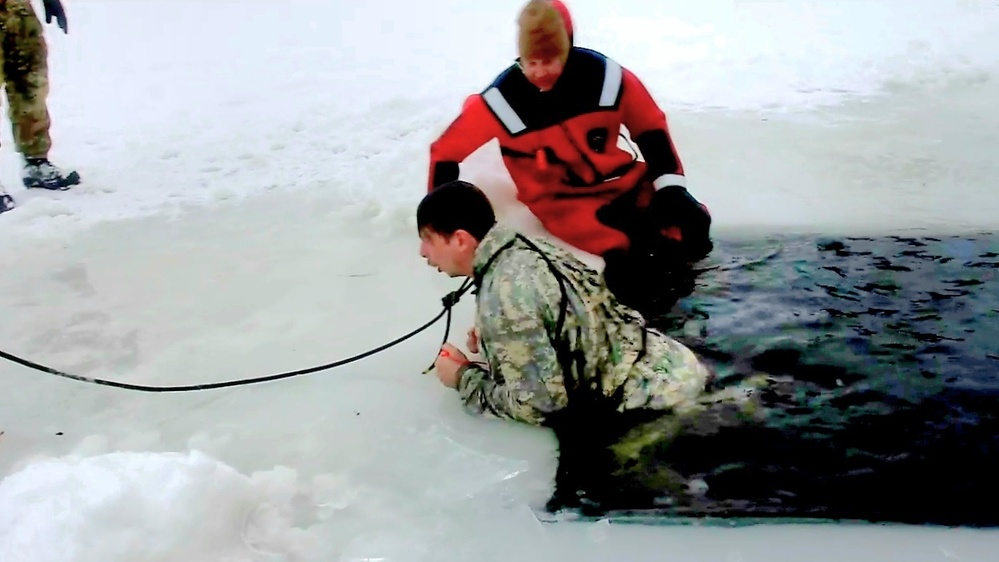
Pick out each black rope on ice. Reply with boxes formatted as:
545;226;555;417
0;279;475;393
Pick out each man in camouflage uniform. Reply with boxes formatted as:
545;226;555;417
0;0;78;215
419;179;777;514
419;179;716;426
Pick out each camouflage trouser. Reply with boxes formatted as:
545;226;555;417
546;372;774;514
549;368;885;509
599;375;778;510
549;371;999;526
0;0;51;158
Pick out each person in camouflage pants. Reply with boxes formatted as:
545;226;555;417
420;179;718;425
0;0;78;215
418;179;776;514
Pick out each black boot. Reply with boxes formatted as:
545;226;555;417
0;191;14;214
23;157;81;191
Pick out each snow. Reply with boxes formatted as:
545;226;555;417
1;0;999;560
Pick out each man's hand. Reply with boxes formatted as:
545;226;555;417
42;0;69;34
649;185;713;262
434;343;469;389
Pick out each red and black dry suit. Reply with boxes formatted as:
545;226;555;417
427;46;712;264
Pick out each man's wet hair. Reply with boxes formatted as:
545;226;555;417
417;180;497;241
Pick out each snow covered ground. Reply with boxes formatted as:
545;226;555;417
1;0;998;560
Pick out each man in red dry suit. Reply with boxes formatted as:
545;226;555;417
426;0;713;314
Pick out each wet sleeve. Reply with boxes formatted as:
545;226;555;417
619;68;687;190
455;267;567;426
427;94;504;190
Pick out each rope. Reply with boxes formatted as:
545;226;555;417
0;279;474;393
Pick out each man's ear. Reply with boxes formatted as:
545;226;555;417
454;229;478;249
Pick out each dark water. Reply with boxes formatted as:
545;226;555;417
547;233;999;527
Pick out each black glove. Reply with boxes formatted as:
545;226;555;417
42;0;68;34
647;184;713;262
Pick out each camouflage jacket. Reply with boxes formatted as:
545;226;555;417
456;225;713;426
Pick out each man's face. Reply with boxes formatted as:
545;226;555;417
520;56;565;91
419;228;471;277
